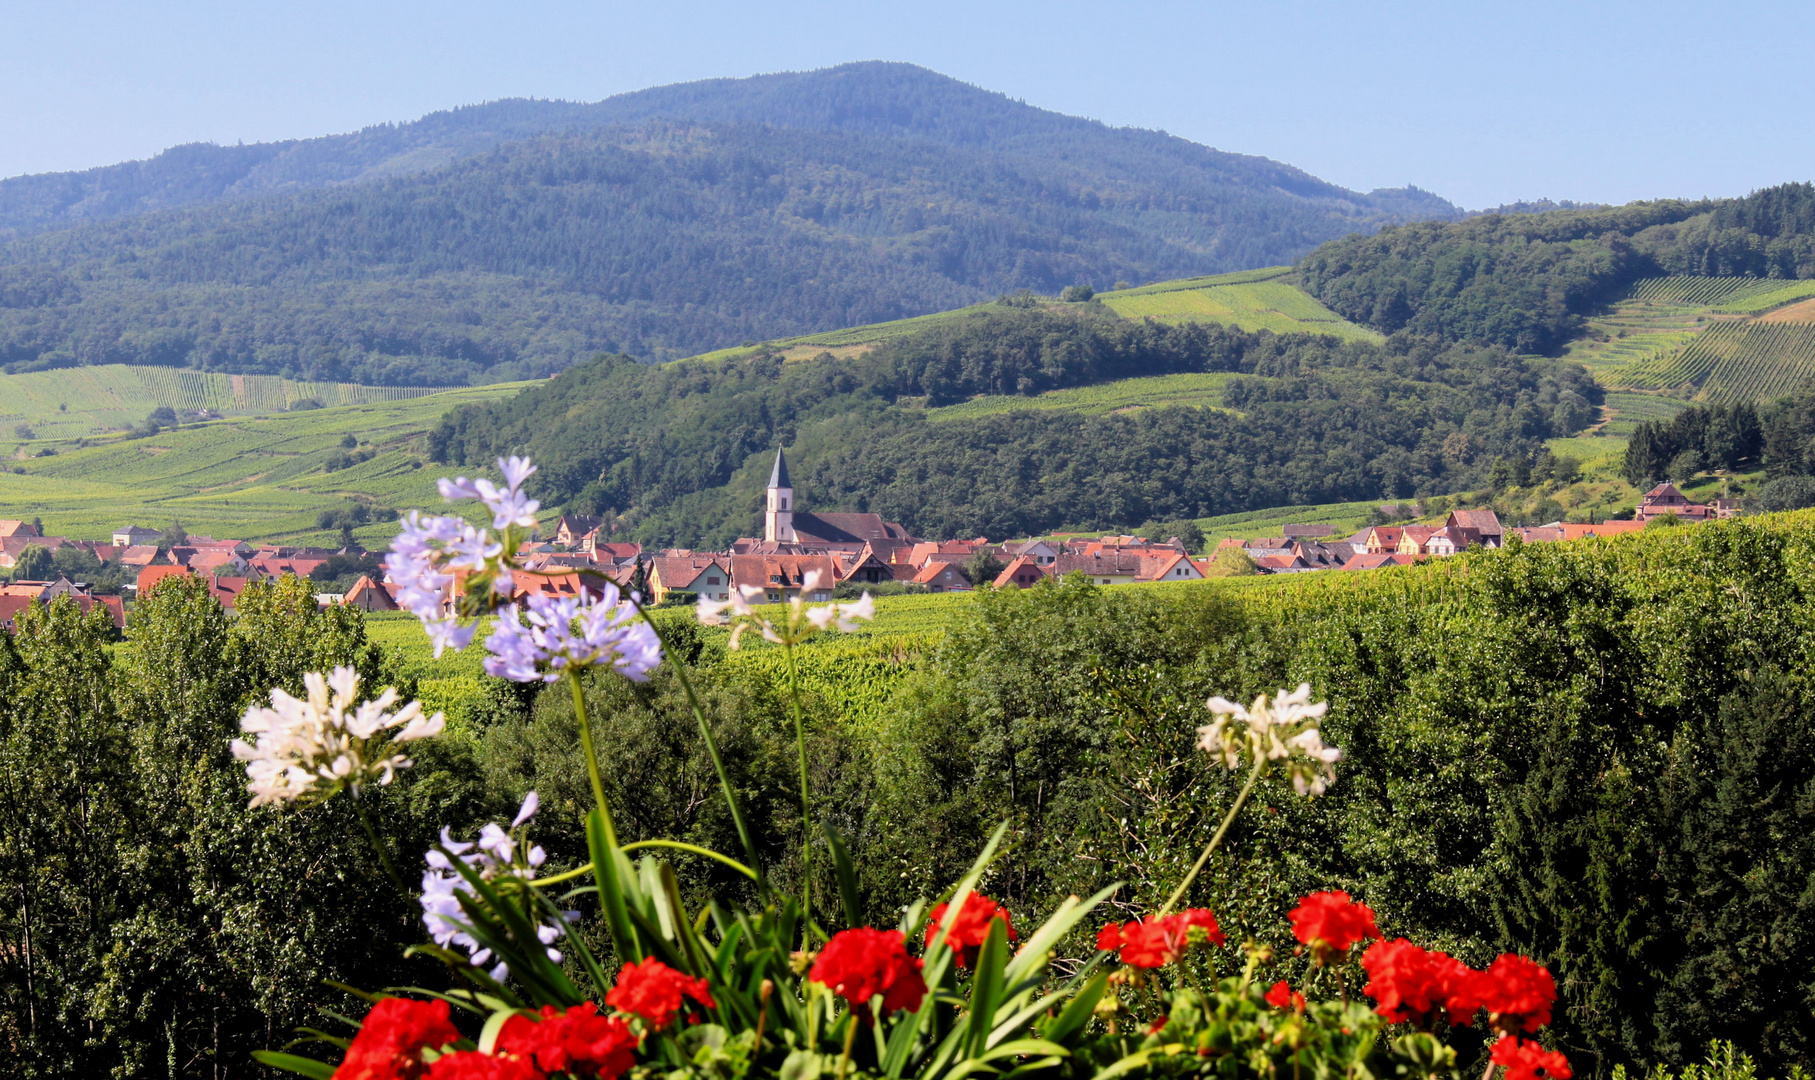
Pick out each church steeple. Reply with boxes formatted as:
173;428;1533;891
765;447;795;543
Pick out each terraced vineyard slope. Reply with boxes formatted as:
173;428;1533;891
0;383;524;545
0;363;459;447
925;371;1239;422
1095;267;1382;341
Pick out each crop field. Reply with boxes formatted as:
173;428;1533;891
1619;321;1815;402
1189;499;1383;543
683;304;998;365
0;383;526;544
924;371;1240;422
1096;268;1382;341
1710;279;1815;315
0;363;459;445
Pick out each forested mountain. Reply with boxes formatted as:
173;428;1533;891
0;63;1459;383
429;303;1599;545
1296;182;1815;353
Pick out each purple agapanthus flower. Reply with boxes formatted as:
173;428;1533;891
483;585;664;684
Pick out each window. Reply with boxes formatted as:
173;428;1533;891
767;590;781;601
1101;578;1110;585
706;576;720;585
780;497;788;510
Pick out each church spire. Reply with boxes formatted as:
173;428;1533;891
768;446;791;489
765;447;795;543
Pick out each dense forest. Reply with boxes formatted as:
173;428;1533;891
1623;383;1815;492
9;516;1815;1075
1296;182;1815;353
0;63;1459;384
429;304;1599;543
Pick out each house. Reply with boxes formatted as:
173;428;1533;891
1008;540;1058;567
1557;521;1647;541
1636;483;1717;523
1285;542;1351;570
113;525;161;547
759;448;916;550
1507;526;1564;544
727;554;839;602
1340;529;1373;556
0;520;41;539
834;545;897;586
0;591;124;633
135;564;253;609
1445;510;1504;547
247;555;331;580
118;545;161;569
592;541;644;565
553;515;604;548
1051;552;1147;585
1395;526;1438;556
1364;527;1404;554
1424;526;1486;556
993;556;1050;589
186;549;255;577
911;563;971;592
1254;553;1313;573
1139;552;1207;582
343;576;400;611
649;556;732;604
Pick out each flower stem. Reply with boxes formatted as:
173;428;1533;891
783;638;812;943
1481;1060;1499;1080
835;1010;859;1080
352;798;409;895
1158;755;1267;916
568;669;619;844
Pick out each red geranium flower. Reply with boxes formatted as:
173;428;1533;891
338;997;461;1080
424;1051;542;1080
1101;909;1224;968
1361;939;1493;1029
925;893;1017;968
810;927;927;1024
1264;980;1306;1011
1481;955;1556;1033
1289;891;1382;960
1490;1036;1571;1080
497;1002;637;1078
1428;953;1489;1027
604;957;716;1030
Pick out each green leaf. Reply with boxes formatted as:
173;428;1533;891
250;1051;337;1079
1040;972;1106;1044
963;918;1010;1058
823;821;863;930
587;806;644;964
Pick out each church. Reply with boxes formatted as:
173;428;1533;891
731;448;918;556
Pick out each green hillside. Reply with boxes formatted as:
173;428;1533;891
925;371;1240;422
1095;267;1381;341
0;363;459;448
0;383;525;545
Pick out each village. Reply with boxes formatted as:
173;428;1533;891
0;448;1743;631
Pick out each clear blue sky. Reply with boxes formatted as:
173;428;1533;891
3;0;1809;210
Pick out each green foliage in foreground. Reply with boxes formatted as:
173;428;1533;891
9;515;1815;1075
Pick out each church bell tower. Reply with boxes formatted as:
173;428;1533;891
765;447;795;543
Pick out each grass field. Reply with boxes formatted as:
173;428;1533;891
925;371;1241;422
682;304;999;365
0;364;461;448
0;384;527;546
1096;268;1381;341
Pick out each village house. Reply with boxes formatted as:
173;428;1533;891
1364;526;1404;554
1395;526;1437;556
728;553;838;603
648;555;732;604
911;563;971;592
113;524;161;546
1634;483;1740;523
0;520;41;539
1007;540;1058;566
343;576;400;611
1341;552;1419;572
553;514;603;548
992;556;1049;589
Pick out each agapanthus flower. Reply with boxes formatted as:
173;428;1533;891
809;927;927;1024
1490;1036;1572;1080
230;667;443;807
424;1050;542;1080
696;570;874;649
420;793;573;982
497;1002;638;1078
1481;954;1557;1033
338;997;462;1080
924;892;1017;969
1265;980;1307;1011
483;586;664;684
1289;890;1383;961
388;456;545;657
605;957;716;1030
1199;684;1342;795
1098;909;1224;968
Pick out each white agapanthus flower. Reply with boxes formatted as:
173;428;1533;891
230;667;445;807
420;792;574;981
1198;683;1343;795
696;569;875;648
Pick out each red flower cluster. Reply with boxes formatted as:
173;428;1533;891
924;893;1017;969
425;1052;542;1080
604;957;716;1030
1264;980;1306;1011
1288;891;1382;961
1097;908;1224;969
810;927;928;1023
1360;940;1557;1035
496;1003;638;1078
1491;1036;1572;1080
337;997;461;1080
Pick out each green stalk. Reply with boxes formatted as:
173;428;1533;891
784;637;812;943
623;593;763;879
352;797;410;895
1158;755;1267;916
568;669;619;845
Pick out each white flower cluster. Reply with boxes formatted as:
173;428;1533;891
420;793;574;981
231;667;445;807
695;570;875;648
1198;683;1343;796
384;456;538;657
